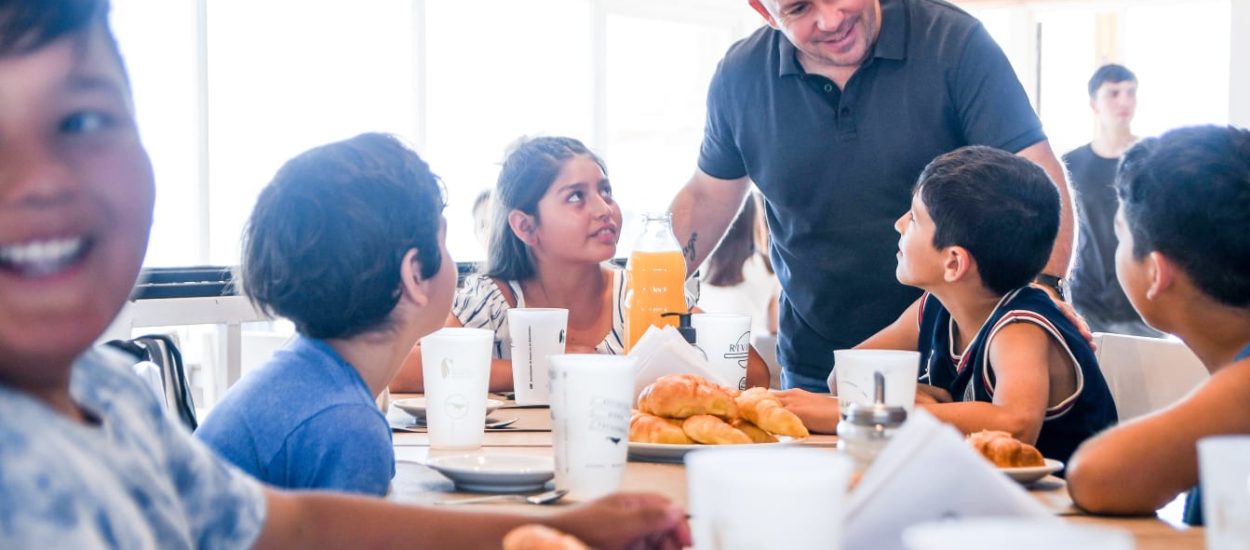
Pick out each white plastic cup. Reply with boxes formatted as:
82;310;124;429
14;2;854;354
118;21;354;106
829;349;920;417
1199;435;1250;550
507;308;568;405
692;313;752;391
901;518;1133;550
686;447;852;550
420;328;493;450
548;354;635;501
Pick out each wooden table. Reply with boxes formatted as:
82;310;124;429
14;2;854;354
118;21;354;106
388;395;1203;549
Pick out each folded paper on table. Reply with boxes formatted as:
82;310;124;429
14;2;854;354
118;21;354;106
630;325;731;399
844;409;1051;550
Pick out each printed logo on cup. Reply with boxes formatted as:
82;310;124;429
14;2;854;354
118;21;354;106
725;333;750;368
588;395;630;444
440;358;477;380
444;394;469;418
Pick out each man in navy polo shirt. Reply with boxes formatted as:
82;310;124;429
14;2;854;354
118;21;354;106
669;0;1075;391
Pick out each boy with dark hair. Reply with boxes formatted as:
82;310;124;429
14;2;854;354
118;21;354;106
1067;125;1250;523
195;133;452;495
1064;63;1160;336
779;146;1117;465
0;1;688;547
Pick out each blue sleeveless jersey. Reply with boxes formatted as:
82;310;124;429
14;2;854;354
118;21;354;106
917;287;1118;465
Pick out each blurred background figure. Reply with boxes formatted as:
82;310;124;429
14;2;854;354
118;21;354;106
1064;64;1161;337
471;188;493;253
696;191;782;386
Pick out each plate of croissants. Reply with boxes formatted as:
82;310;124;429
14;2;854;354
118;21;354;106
628;374;810;463
967;430;1064;484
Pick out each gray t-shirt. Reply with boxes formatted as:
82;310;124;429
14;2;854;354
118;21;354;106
0;348;266;548
1063;143;1160;337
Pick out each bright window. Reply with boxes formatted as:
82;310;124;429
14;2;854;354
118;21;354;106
1122;1;1231;138
204;1;419;265
1035;7;1098;154
423;0;594;262
604;11;741;253
111;0;750;268
110;0;200;267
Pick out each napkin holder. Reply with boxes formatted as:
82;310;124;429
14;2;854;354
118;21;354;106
630;325;730;400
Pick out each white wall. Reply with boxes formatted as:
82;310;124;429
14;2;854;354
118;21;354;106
1232;0;1250;127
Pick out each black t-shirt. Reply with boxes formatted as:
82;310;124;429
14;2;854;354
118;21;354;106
1063;144;1160;336
698;0;1045;382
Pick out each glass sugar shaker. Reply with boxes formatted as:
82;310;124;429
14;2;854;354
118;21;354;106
837;371;908;474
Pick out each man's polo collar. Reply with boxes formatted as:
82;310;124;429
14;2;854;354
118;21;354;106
777;0;908;78
874;0;907;61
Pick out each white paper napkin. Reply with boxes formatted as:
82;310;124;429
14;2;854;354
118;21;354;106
843;409;1052;550
630;325;730;399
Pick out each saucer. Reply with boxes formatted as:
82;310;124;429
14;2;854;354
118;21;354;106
393;397;504;421
425;453;555;493
628;436;803;463
1000;458;1064;484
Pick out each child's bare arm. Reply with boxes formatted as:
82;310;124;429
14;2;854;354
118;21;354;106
855;297;923;351
774;389;840;434
921;322;1051;442
745;345;771;389
1066;359;1250;516
255;488;690;550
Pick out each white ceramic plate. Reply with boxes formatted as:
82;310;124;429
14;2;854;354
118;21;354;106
628;436;804;463
1000;458;1064;484
393;398;504;421
425;453;555;493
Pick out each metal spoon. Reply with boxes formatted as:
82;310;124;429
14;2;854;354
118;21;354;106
392;417;519;432
484;417;519;429
434;488;568;506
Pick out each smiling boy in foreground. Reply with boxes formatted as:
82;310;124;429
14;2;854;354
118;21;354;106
0;1;688;547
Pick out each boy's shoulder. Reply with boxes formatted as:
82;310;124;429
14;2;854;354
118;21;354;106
994;287;1094;351
0;350;266;549
206;336;372;422
920;287;1092;353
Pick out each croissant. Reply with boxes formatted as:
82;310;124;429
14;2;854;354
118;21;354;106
730;418;778;444
629;411;694;444
734;387;810;438
682;414;751;445
637;374;738;420
967;430;1045;467
503;525;588;550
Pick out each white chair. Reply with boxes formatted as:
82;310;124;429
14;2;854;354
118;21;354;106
1093;332;1210;421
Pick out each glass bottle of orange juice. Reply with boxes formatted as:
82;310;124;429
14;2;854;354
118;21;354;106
625;212;687;352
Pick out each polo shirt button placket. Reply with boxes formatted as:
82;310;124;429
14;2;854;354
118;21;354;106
836;104;856;136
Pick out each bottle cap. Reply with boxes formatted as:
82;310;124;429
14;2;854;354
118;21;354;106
661;311;697;344
845;402;908;427
845;371;907;427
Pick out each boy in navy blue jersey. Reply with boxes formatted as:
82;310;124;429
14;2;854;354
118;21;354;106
780;146;1117;466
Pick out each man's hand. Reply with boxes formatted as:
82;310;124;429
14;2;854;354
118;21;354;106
773;389;840;434
551;493;690;550
1030;282;1097;350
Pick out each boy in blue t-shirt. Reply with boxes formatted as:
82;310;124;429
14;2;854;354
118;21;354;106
779;146;1117;465
0;1;689;547
1067;126;1250;523
195;133;455;495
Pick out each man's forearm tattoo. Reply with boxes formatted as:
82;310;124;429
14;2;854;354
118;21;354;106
683;232;698;264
